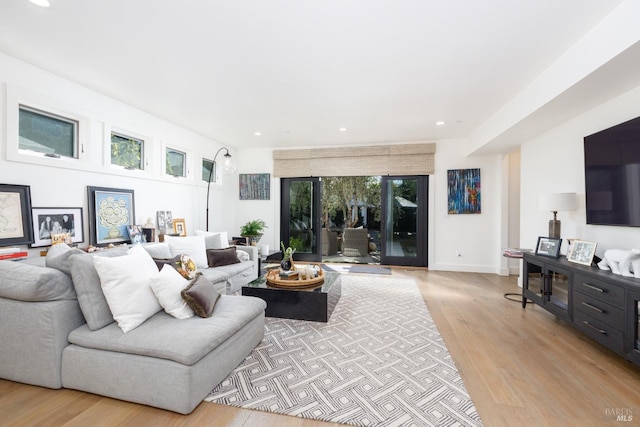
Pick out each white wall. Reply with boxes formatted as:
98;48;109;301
0;50;511;273
520;84;640;258
233;148;279;252
430;139;505;274
0;52;236;256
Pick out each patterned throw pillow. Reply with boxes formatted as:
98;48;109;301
153;254;197;279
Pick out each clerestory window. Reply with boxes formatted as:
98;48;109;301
111;132;144;170
166;147;186;177
18;105;78;158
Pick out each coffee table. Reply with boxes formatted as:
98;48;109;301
242;271;341;322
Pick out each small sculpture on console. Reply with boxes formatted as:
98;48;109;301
597;248;640;278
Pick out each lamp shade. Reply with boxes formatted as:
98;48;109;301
221;154;237;175
538;193;577;212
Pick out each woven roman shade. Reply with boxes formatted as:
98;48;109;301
273;143;435;177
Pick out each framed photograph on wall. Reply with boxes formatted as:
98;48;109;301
567;240;598;266
535;236;562;258
0;184;33;246
87;186;135;246
31;207;84;247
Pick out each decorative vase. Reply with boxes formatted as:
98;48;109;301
280;258;292;271
247;234;263;246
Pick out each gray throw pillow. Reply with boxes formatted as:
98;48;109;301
45;246;85;276
68;248;128;330
206;247;240;267
181;273;220;318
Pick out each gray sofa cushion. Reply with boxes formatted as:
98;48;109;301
214;260;253;277
68;249;128;330
198;267;229;284
0;260;76;301
45;244;85;276
67;295;267;366
0;297;84;388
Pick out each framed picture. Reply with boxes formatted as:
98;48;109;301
87;186;135;246
567;240;598;266
535;236;562;258
0;184;34;246
128;225;145;244
156;210;173;234
173;218;186;236
30;207;84;247
51;233;70;245
239;173;270;200
447;168;481;214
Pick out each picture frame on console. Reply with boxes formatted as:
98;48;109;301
0;183;33;247
567;240;597;266
535;236;562;258
30;207;84;247
173;218;186;236
87;186;135;246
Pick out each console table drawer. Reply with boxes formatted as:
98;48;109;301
573;310;623;353
573;274;624;306
573;290;624;328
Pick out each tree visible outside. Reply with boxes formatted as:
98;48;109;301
166;148;186;177
111;133;143;169
322;176;381;229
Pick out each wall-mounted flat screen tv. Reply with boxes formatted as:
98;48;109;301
584;115;640;227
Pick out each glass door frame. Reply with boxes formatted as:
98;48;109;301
380;175;429;267
280;177;322;262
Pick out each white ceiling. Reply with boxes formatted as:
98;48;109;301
0;0;629;150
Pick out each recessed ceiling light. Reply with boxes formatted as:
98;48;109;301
29;0;50;7
339;127;347;132
254;132;261;136
436;121;445;126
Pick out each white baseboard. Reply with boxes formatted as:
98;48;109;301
429;263;500;275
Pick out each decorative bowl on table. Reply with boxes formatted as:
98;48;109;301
265;264;325;289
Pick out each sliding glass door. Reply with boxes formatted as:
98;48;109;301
380;176;428;267
280;178;322;262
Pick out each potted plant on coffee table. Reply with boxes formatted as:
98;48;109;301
240;219;267;246
280;241;296;271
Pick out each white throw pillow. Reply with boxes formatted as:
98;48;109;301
150;265;194;319
143;242;172;259
237;249;250;262
93;247;162;333
195;230;229;250
164;235;208;268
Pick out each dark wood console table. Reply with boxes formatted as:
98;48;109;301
523;252;640;367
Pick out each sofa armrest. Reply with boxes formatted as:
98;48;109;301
236;246;259;279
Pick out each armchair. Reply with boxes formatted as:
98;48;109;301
341;228;370;257
322;229;339;256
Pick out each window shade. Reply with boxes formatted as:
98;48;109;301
273;143;435;177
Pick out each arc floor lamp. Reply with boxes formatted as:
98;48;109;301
206;147;237;231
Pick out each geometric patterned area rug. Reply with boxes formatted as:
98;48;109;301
205;275;482;426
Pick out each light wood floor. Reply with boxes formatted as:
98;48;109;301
2;269;640;426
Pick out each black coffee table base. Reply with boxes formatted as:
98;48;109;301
242;273;341;322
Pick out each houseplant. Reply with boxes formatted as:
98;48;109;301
240;219;267;245
280;241;296;271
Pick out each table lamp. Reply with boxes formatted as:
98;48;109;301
538;192;577;239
